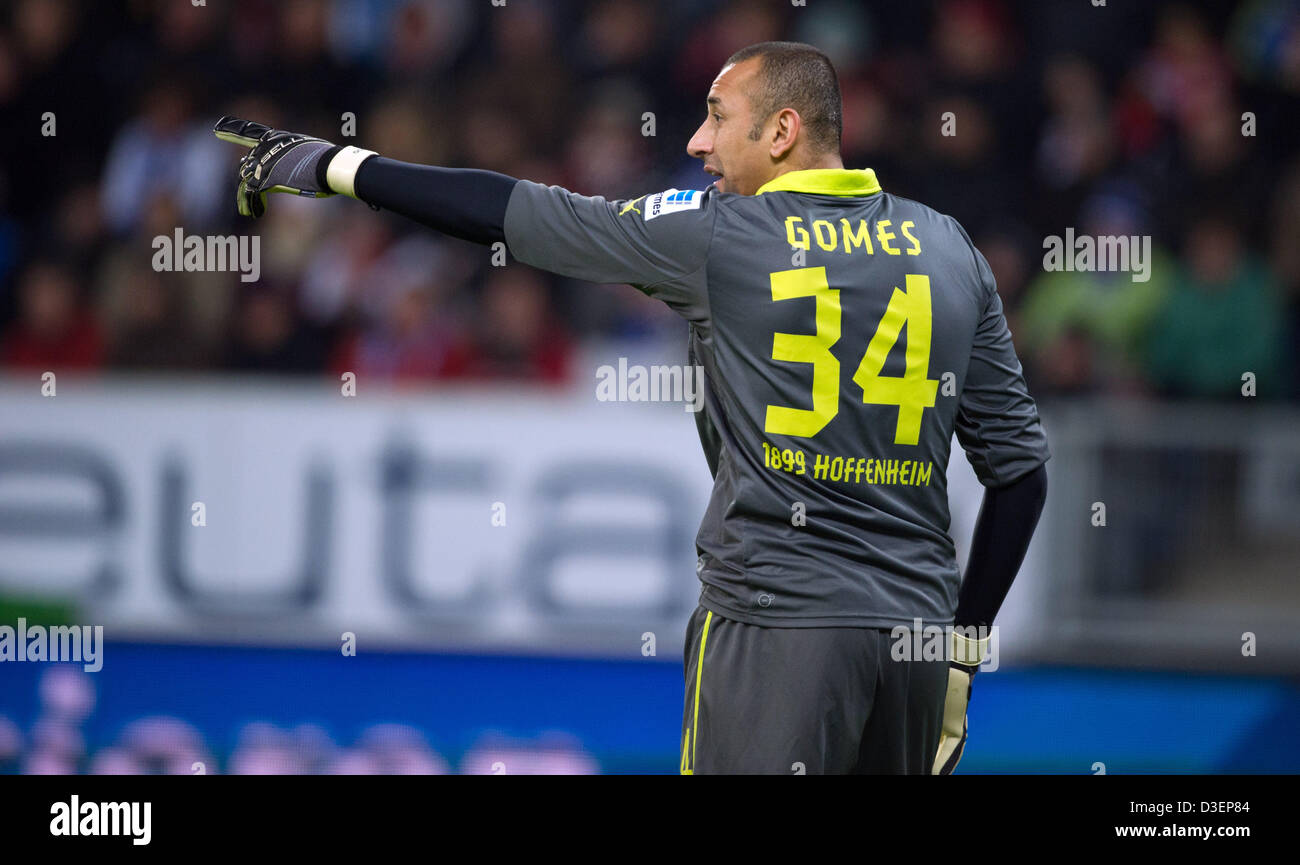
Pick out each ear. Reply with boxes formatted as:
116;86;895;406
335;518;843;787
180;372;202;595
769;108;802;159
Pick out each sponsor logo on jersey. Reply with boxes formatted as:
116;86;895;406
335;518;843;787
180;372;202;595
644;188;702;221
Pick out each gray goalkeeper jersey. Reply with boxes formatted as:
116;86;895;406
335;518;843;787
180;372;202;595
504;168;1049;627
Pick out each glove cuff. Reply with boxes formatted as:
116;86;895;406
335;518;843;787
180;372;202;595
323;145;378;199
950;627;988;668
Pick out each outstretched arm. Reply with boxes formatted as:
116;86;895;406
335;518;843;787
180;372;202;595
212;115;517;242
213;116;717;318
351;159;516;245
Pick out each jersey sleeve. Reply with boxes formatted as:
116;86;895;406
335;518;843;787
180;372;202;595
953;243;1052;487
503;180;716;319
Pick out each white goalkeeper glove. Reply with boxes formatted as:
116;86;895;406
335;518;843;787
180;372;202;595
932;628;989;775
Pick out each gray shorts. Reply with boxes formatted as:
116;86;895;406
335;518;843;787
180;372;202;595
679;604;949;774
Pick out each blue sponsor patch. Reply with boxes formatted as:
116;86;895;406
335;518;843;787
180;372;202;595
644;188;703;221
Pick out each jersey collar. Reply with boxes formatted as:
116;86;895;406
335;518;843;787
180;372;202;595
754;167;882;197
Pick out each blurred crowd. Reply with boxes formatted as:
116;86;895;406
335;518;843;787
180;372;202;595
0;0;1297;398
0;665;600;774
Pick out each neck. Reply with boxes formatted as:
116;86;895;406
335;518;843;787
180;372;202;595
766;151;845;185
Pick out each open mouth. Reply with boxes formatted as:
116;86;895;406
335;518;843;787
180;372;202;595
704;166;724;190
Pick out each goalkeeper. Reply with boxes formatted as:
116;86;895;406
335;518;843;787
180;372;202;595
215;41;1048;775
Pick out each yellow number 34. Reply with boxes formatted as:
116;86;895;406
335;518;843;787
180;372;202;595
763;267;938;446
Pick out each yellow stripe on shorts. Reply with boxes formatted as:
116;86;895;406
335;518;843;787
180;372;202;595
681;610;713;775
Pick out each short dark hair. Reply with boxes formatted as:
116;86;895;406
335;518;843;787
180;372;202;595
725;41;842;154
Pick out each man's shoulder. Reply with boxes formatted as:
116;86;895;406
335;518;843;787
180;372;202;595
878;192;966;232
874;193;987;271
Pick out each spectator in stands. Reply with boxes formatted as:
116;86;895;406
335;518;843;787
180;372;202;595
102;264;206;371
224;281;326;374
442;268;572;384
1269;158;1300;399
1;259;102;372
1018;186;1172;393
1145;216;1285;399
